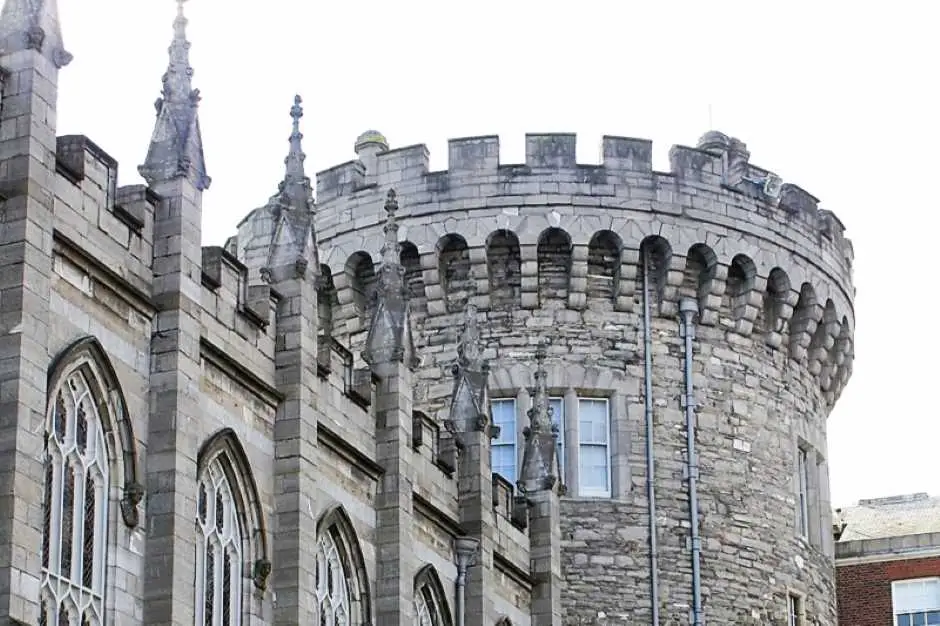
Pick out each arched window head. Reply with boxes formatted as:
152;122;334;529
40;369;111;626
413;566;452;626
195;457;243;626
316;532;350;624
315;507;372;625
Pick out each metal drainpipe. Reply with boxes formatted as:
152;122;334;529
642;248;661;625
454;537;480;626
679;297;703;626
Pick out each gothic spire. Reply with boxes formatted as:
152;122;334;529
264;95;318;279
446;303;491;440
0;0;71;67
138;0;210;191
281;95;308;204
517;345;559;494
363;189;419;373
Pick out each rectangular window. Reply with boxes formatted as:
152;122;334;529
491;399;517;484
787;593;803;626
797;447;810;538
577;398;610;497
893;578;940;626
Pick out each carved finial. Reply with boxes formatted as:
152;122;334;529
279;94;308;204
381;189;400;267
138;0;210;190
362;188;418;373
517;342;558;495
262;96;318;279
0;0;72;67
457;303;483;370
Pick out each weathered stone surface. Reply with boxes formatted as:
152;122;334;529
0;0;855;624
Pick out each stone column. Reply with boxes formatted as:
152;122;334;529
0;2;70;620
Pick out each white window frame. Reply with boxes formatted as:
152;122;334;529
40;370;111;626
490;399;518;484
892;578;940;626
194;458;244;626
797;447;810;538
577;397;612;498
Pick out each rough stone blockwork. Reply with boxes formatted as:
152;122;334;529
316;129;855;625
0;0;854;622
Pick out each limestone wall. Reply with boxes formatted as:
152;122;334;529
314;130;854;624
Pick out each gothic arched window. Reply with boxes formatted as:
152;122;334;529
314;507;372;625
39;370;110;626
413;566;452;626
195;457;243;626
316;531;351;624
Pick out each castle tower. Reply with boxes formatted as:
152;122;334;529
138;1;210;622
263;95;323;623
0;0;70;621
314;129;855;624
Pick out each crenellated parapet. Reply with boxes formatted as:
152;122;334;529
315;130;855;407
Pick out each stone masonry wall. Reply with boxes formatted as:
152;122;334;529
315;131;855;624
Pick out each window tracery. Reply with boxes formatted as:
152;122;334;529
195;459;243;626
40;371;110;626
315;531;351;625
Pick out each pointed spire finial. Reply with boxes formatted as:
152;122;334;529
518;341;558;495
457;303;483;371
381;189;400;267
0;0;72;67
278;94;308;204
139;0;210;190
363;188;419;373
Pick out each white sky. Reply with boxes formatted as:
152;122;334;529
58;1;938;507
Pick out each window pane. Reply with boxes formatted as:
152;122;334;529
898;615;911;626
491;400;516;445
579;444;608;494
492;444;516;484
578;399;609;444
896;580;940;614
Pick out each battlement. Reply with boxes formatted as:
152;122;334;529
314;130;856;410
315;131;852;265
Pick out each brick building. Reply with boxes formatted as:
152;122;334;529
836;494;940;626
0;0;855;624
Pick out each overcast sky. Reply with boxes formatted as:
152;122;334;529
59;1;937;507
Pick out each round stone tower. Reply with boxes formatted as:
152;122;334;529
313;129;854;624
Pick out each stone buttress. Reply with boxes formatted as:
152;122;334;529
259;95;323;622
137;2;210;623
518;346;563;625
364;189;421;624
0;0;70;620
448;303;490;626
